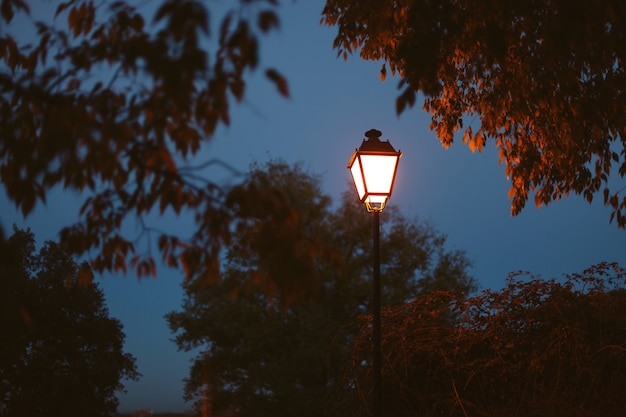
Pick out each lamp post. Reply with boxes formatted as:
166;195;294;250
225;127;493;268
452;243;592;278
347;129;402;417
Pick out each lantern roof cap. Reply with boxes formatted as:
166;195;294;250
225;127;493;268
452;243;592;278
358;129;399;153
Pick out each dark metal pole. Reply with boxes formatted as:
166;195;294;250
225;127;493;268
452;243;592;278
372;210;381;417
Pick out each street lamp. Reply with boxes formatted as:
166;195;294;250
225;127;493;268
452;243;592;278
347;129;401;417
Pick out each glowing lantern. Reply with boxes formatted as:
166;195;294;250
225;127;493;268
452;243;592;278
347;129;402;212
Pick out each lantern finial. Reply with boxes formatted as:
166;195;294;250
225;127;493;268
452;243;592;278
365;129;382;141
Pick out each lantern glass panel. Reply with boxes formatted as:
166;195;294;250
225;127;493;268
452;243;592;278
350;158;366;201
360;154;398;196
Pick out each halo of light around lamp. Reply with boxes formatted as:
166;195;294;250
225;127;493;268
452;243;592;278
347;129;402;212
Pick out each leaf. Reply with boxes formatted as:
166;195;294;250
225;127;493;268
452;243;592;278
534;190;543;208
266;68;289;98
68;6;79;36
462;126;473;145
469;130;485;153
1;0;14;22
159;193;168;214
230;78;245;100
130;14;144;31
55;1;73;18
114;253;127;273
507;186;516;200
82;1;95;35
160;147;177;172
258;10;279;33
1;0;30;21
396;87;415;115
21;190;35;217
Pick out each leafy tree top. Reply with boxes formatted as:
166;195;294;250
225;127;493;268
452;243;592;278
0;226;140;417
167;161;476;417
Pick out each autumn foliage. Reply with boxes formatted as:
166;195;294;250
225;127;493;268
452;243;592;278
0;0;297;292
333;262;626;417
323;0;626;227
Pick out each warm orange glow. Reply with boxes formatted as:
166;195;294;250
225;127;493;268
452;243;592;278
350;158;366;200
348;129;401;212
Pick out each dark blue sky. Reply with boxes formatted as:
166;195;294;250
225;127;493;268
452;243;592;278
2;0;626;413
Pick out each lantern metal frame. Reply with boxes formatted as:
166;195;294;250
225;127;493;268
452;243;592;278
347;129;402;212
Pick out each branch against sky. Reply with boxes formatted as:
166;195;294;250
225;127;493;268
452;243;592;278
0;0;297;294
322;0;626;227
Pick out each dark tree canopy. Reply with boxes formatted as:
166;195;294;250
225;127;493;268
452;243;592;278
323;0;626;226
0;0;294;291
0;226;139;417
166;161;476;417
333;262;626;417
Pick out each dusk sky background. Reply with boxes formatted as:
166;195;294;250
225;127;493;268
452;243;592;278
2;0;626;413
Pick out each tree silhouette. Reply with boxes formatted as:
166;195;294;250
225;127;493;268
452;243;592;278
333;262;626;417
0;226;139;417
323;0;626;227
166;161;476;417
